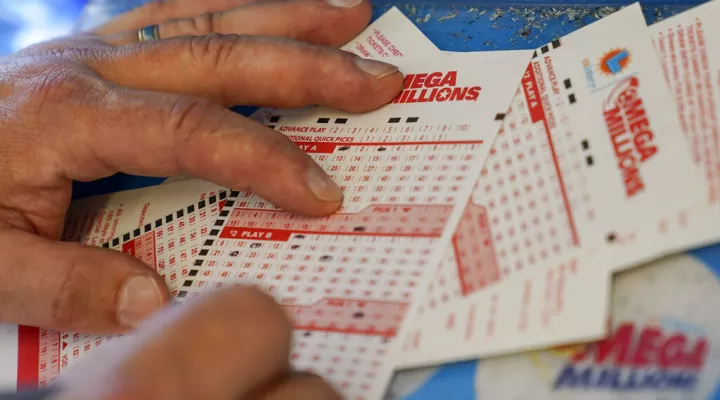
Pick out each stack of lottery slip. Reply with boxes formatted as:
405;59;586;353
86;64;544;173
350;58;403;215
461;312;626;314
395;0;720;369
1;1;719;399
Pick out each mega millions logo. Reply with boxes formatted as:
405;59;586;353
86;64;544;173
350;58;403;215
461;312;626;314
553;322;709;391
392;71;481;104
602;76;658;199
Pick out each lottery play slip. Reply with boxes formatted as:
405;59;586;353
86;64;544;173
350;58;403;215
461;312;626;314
0;1;719;399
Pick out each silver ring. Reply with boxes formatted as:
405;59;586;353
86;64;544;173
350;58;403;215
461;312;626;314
137;24;160;42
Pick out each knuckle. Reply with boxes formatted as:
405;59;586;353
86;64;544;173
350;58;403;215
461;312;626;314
164;96;225;172
329;61;371;108
11;67;112;166
186;34;246;72
50;257;86;329
284;46;370;110
185;12;217;36
281;44;327;104
165;96;217;144
253;129;290;159
143;1;169;22
235;128;299;180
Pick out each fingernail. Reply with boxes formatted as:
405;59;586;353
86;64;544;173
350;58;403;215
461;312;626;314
307;168;343;203
326;0;363;7
117;276;163;328
355;58;399;79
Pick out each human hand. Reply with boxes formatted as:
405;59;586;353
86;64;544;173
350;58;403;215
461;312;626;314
0;0;402;333
42;287;338;400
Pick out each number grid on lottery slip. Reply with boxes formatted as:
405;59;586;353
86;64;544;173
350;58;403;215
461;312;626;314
15;192;230;389
174;190;448;399
418;74;596;317
167;73;526;394
101;191;229;294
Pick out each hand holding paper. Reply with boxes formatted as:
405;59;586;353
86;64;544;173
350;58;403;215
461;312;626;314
44;287;340;400
0;0;404;335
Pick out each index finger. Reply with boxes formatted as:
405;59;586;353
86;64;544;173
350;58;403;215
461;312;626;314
90;35;403;111
57;86;343;217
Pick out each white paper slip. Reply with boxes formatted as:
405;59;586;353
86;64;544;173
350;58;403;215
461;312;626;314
654;0;720;205
501;2;703;260
172;50;530;400
0;180;226;391
63;179;222;247
343;6;438;59
109;190;228;295
397;2;704;366
3;192;227;391
396;249;611;369
606;0;720;271
62;179;225;289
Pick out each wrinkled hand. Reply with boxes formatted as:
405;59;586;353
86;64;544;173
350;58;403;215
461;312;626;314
0;0;401;334
48;287;336;400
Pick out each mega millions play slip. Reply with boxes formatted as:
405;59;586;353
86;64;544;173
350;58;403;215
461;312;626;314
396;2;717;368
0;8;534;400
630;0;720;268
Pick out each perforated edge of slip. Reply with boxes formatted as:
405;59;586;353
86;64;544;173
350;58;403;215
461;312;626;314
176;190;241;298
99;190;230;249
388;117;420;123
532;38;563;58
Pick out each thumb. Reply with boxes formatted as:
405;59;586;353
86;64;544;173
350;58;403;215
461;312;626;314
0;228;169;333
51;287;294;400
